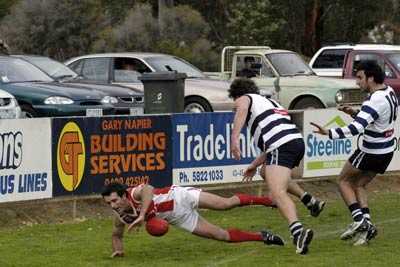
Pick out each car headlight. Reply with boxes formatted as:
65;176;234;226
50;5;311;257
44;96;74;104
335;91;344;103
101;96;118;104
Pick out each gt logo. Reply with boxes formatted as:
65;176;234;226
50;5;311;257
57;122;85;191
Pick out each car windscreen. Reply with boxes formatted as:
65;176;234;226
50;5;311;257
266;53;314;76
22;56;78;79
145;56;205;78
387;52;400;70
0;57;53;83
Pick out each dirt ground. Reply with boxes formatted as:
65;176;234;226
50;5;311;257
1;174;400;228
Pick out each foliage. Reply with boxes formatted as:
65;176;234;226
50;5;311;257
0;0;107;60
0;0;17;20
2;0;400;68
225;0;285;47
93;4;218;70
320;0;394;44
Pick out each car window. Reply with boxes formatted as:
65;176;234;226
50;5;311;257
352;53;385;76
22;57;78;79
145;56;205;78
312;49;348;68
69;60;84;75
113;57;150;83
266;53;313;76
0;57;53;83
81;58;109;81
235;55;274;78
384;64;396;79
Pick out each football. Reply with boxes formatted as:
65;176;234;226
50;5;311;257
146;217;169;237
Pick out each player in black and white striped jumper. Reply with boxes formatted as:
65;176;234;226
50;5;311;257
311;61;398;246
229;78;314;255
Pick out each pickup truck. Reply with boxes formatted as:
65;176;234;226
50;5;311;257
218;46;365;109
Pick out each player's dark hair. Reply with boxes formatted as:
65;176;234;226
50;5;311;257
228;78;260;99
355;60;385;84
101;183;128;197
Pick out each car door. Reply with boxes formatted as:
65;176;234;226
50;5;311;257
111;57;153;91
310;49;349;77
70;57;112;83
347;52;398;89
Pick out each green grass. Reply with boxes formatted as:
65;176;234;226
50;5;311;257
1;192;400;267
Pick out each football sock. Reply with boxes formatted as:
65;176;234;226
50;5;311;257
227;229;263;242
235;193;274;207
289;221;303;240
348;202;364;222
300;192;314;208
361;207;371;222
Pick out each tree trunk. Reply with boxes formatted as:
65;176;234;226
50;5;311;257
303;0;322;56
158;0;174;36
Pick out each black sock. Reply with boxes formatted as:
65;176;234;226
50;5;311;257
348;202;364;222
301;192;313;207
289;221;303;239
361;207;371;222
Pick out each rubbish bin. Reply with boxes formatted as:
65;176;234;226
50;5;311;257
139;71;187;114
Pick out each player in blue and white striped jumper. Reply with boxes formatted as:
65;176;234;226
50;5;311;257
229;78;314;255
312;61;398;246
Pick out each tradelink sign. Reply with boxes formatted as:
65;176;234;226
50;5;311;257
173;113;258;168
171;112;260;186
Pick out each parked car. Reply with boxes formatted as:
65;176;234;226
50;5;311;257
215;46;364;109
309;44;400;77
0;56;115;118
309;44;400;97
65;53;233;113
13;55;144;115
0;88;21;119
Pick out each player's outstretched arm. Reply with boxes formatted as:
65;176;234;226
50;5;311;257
111;217;125;258
128;184;154;231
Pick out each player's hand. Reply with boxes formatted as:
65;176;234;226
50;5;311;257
338;105;355;116
231;139;241;160
111;251;124;258
310;122;328;135
127;215;145;232
242;166;256;183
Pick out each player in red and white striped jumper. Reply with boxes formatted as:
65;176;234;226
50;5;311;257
101;183;284;258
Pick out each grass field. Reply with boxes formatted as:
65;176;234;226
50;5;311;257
1;192;400;267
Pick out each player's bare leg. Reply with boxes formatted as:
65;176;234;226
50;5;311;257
197;191;274;210
263;165;313;254
338;162;369;241
191;216;284;245
260;165;325;216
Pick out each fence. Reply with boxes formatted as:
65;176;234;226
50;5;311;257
1;109;399;203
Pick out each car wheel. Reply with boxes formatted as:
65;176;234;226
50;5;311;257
184;97;213;113
292;97;324;110
20;104;38;118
